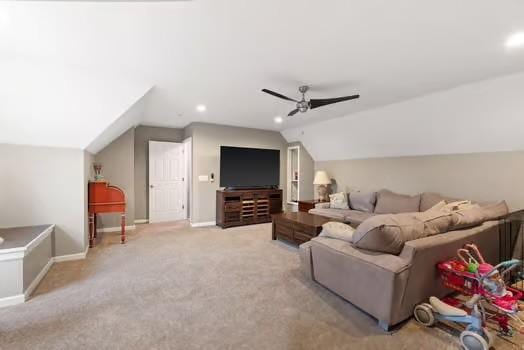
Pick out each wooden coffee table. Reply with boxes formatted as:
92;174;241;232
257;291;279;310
271;211;334;245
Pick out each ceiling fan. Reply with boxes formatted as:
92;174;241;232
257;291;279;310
261;85;360;117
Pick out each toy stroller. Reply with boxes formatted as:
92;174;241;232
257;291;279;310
414;244;524;350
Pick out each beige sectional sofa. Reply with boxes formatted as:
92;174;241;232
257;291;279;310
300;190;508;330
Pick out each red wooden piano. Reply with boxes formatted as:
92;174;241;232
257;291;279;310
88;181;126;247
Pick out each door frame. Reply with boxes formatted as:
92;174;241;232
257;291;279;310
148;140;189;223
183;137;192;222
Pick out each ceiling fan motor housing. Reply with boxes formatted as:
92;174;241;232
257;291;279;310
298;101;309;113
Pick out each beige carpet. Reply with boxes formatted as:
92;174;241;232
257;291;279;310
0;222;521;350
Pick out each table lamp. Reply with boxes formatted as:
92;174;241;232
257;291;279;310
313;170;331;201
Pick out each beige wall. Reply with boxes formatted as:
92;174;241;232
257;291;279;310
134;125;184;221
316;150;524;211
185;123;288;224
0;144;87;256
94;128;135;228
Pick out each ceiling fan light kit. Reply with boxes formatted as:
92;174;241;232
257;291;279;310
262;85;360;117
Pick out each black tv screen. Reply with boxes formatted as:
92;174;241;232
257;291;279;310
220;146;280;188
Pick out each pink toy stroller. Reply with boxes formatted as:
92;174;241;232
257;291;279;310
414;244;524;350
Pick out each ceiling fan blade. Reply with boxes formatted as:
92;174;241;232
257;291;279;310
309;94;360;109
262;89;297;102
288;108;299;117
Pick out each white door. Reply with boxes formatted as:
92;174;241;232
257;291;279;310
149;141;186;223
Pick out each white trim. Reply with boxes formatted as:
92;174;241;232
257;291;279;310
190;221;216;227
287;146;300;204
53;245;89;263
25;225;54;254
0;251;24;262
134;219;149;224
24;258;53;299
0;224;54;259
97;225;135;233
0;232;89;309
0;294;25;308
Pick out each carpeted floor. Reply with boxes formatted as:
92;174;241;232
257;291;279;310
0;222;521;349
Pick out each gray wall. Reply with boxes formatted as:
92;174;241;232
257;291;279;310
185;123;288;224
316;150;524;211
134;125;184;221
23;233;53;291
94;128;135;228
0;144;87;256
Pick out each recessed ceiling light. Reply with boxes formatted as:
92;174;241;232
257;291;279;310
196;104;207;112
505;32;524;48
274;116;283;124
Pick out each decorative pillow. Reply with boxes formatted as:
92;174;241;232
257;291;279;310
425;200;446;212
441;200;473;213
349;191;377;213
419;192;462;211
373;189;421;214
329;192;349;209
352;211;452;254
319;222;355;243
449;205;485;230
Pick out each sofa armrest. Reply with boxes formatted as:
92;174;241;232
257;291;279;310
315;202;330;209
399;220;500;262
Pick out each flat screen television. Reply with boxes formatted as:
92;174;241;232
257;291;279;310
220;146;280;189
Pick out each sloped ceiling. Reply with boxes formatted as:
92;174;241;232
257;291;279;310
1;0;524;150
0;58;151;149
282;72;524;161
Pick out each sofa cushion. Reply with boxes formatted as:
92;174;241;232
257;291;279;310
311;236;410;273
349;191;377;213
319;222;355;242
308;208;350;221
329;192;349;209
374;189;421;214
352;211;453;254
480;200;509;221
344;210;376;226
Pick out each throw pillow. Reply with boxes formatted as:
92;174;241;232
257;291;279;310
319;222;355;243
374;189;421;214
425;200;446;212
349;191;377;213
449;205;485;230
419;192;463;211
352;211;452;254
329;192;349;209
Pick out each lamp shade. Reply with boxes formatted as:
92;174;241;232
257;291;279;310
313;170;331;185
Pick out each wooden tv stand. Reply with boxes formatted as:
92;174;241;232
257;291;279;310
216;188;283;228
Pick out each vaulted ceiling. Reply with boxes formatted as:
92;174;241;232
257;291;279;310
1;0;524;151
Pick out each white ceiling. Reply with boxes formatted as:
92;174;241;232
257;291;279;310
1;0;524;149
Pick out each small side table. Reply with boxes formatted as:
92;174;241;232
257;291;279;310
298;199;329;213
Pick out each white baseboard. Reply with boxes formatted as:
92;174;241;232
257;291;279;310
97;225;136;233
0;294;25;308
53;245;89;263
0;243;89;308
24;258;54;299
134;219;149;224
190;221;216;227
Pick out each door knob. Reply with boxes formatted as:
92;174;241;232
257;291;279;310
150;185;154;188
